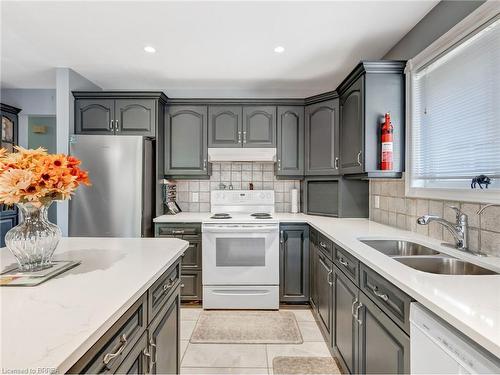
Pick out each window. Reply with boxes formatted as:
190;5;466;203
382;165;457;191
406;3;500;203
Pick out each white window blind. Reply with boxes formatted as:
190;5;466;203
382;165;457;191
410;16;500;191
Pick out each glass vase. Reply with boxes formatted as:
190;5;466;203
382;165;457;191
5;201;62;272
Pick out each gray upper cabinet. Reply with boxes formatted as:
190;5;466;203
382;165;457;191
115;99;156;136
73;92;167;137
279;224;309;303
76;99;115;135
242;106;276;147
276;106;304;177
339;77;364;174
208;106;242;147
305;99;339;175
337;61;405;177
165;106;209;177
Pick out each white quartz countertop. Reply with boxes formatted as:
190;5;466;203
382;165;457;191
155;212;500;357
0;237;188;373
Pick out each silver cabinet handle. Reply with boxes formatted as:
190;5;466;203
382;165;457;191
109;120;114;131
149;338;157;372
180;283;185;288
335;157;339;169
243;131;247;144
338;257;349;267
278;159;281;170
103;334;128;365
143;347;152;375
371;286;389;301
351;299;358;317
357;151;362;166
115;119;119;132
163;278;175;291
238;131;242;144
280;230;284;244
172;230;185;235
355;302;364;325
203;159;207;171
319;242;327;249
327;269;333;286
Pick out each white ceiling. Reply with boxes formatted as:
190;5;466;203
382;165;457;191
1;1;437;98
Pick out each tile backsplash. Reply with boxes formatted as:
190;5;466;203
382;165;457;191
370;179;500;257
172;162;300;213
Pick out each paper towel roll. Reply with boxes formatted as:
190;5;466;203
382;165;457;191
291;189;299;213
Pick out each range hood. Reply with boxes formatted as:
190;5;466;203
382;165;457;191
208;148;277;162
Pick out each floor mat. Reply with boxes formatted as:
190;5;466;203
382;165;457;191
272;356;342;375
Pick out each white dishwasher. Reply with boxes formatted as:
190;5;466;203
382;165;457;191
410;303;500;374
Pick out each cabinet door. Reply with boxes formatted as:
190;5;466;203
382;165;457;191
180;271;202;302
165;106;208;176
340;76;364;174
181;237;202;269
208;106;242;147
242;106;276;147
333;267;359;374
114;332;149;374
309;236;318;310
75;99;114;134
150;289;181;375
115;99;156;136
279;224;309;303
316;251;333;340
305;100;339;175
276;106;304;176
357;292;410;374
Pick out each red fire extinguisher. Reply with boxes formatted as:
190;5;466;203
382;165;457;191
380;112;393;170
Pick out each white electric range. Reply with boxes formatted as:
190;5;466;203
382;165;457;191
202;190;279;310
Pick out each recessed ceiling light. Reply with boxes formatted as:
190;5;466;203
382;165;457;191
274;46;285;54
144;46;156;53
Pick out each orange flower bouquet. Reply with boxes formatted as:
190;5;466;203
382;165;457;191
0;146;90;271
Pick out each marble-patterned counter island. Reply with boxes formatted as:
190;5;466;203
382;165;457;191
0;237;188;373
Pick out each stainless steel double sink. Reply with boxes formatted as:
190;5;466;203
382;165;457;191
359;239;497;275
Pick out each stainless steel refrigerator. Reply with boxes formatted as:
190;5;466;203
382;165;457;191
69;135;154;237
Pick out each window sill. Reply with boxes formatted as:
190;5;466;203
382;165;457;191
405;186;500;205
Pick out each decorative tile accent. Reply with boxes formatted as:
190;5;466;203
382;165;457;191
170;162;300;213
370;179;500;257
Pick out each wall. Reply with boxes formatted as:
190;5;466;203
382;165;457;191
55;68;101;235
0;88;56;147
173;162;300;213
369;179;500;257
383;0;484;60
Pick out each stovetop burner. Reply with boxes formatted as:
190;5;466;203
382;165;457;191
211;213;232;219
251;213;273;219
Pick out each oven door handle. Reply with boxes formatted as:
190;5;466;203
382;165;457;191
203;226;278;233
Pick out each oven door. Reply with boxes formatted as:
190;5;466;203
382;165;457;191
202;223;279;285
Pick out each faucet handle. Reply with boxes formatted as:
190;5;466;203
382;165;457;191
448;206;467;224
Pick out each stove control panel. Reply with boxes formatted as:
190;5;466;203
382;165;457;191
211;190;274;205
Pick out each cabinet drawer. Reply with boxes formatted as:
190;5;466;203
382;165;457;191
334;246;359;285
68;294;147;374
148;261;181;322
317;233;333;259
360;264;412;334
180;271;202;301
181;238;202;269
155;223;201;237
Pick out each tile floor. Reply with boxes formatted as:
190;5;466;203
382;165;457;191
180;307;332;375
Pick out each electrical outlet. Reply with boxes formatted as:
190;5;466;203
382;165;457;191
192;192;199;202
374;195;380;209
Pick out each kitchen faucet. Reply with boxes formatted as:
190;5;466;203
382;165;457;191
417;206;471;253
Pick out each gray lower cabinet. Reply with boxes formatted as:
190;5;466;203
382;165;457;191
165;106;209;177
155;223;203;303
316;250;333;340
332;266;359;374
242;106;276;147
208;106;242;147
276;106;304;177
69;261;181;374
149;287;181;375
357;292;410;374
305;99;339;175
309;229;319;309
279;224;309;303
